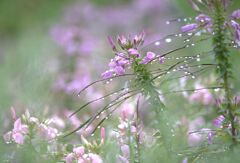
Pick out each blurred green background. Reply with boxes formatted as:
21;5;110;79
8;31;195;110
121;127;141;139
0;0;240;162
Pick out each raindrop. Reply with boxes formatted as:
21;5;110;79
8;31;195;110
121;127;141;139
191;76;196;79
183;18;187;22
177;18;181;22
96;116;100;119
165;38;172;43
178;34;183;37
187;33;193;36
97;126;101;129
195;31;201;36
166;21;170;25
91;134;95;137
191;43;195;46
196;58;201;62
155;41;160;46
214;88;220;92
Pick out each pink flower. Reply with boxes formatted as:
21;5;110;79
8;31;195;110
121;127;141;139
181;23;198;33
195;14;212;25
212;115;225;128
12;132;25;145
128;48;140;57
73;146;85;157
107;36;116;51
39;124;58;140
232;9;240;19
101;70;113;79
188;84;214;105
140;51;156;64
114;66;125;75
65;153;74;163
88;153;103;163
13;118;28;134
121;145;130;158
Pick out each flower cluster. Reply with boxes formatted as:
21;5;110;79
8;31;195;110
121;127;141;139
181;9;240;46
3;109;60;145
3;118;29;145
102;32;160;79
65;146;102;163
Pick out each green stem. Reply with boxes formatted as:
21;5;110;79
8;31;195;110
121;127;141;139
212;1;237;143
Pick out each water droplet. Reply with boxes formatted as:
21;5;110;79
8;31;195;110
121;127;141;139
191;76;196;79
165;38;172;43
177;18;181;22
178;34;183;37
155;41;160;46
187;33;193;36
183;18;187;22
166;21;170;25
195;31;201;36
96;116;100;119
196;58;201;62
97;126;100;129
191;43;195;46
214;88;220;92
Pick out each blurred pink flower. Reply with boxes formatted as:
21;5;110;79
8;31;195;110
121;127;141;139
188;84;214;105
39;124;58;140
